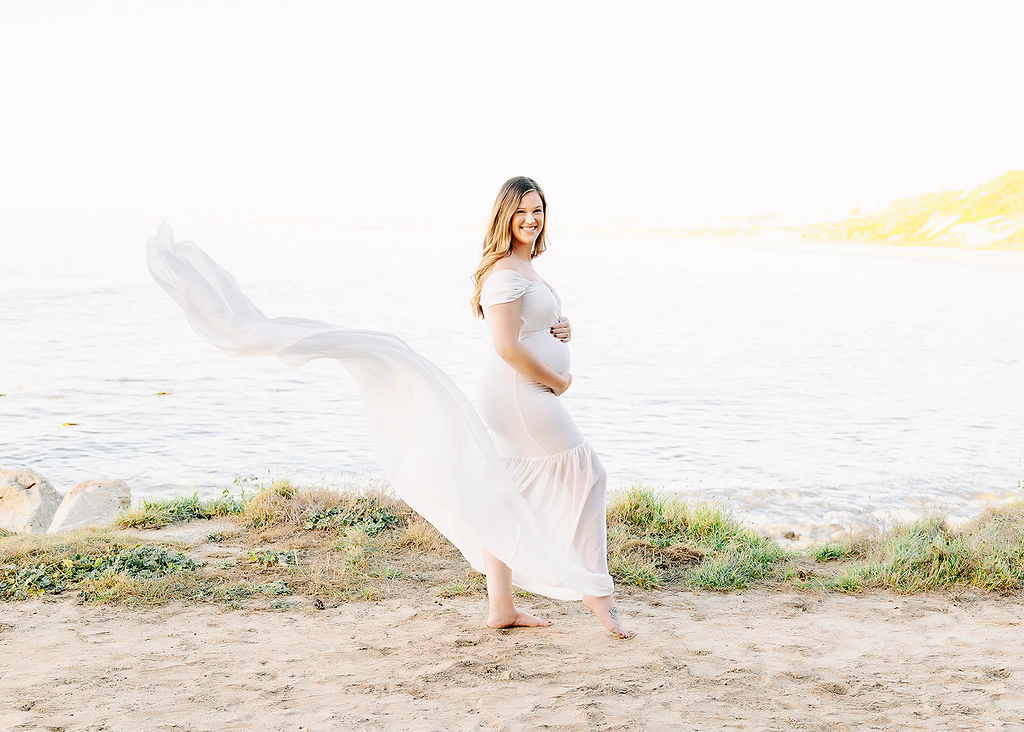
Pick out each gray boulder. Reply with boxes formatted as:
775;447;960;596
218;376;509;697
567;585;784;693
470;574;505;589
48;480;131;533
0;469;62;534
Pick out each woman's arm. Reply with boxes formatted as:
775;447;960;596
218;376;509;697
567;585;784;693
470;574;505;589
485;298;571;395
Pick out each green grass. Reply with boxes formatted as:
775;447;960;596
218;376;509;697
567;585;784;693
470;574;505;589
303;496;400;534
115;491;246;529
0;529;199;601
606;485;1024;595
5;480;1024;607
823;570;864;594
812;539;867;562
606;484;789;590
248;549;297;567
436;571;486;598
797;504;1024;595
857;516;973;593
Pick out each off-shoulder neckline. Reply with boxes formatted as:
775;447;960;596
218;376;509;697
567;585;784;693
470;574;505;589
485;268;546;286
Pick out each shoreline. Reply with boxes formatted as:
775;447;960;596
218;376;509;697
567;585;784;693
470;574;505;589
128;478;1024;547
88;468;1024;546
4;482;1024;604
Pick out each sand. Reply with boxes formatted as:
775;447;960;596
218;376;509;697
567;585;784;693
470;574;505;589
2;588;1023;731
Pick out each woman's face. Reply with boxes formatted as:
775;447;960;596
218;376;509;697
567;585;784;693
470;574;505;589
510;190;544;249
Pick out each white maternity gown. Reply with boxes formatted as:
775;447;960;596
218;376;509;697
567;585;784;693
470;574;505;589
147;224;614;601
477;270;612;586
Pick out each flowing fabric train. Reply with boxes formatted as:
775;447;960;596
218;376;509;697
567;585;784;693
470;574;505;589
146;223;614;600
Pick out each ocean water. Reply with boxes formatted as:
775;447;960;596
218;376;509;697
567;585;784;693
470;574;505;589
2;218;1023;537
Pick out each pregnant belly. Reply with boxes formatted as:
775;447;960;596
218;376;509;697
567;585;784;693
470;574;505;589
520;330;571;374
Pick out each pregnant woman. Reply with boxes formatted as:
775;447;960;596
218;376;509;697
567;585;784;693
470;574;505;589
473;177;628;639
146;177;629;640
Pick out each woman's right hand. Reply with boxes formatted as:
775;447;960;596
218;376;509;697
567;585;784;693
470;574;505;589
551;372;572;396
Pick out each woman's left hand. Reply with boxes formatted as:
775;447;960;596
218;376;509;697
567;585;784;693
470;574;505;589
550;316;572;343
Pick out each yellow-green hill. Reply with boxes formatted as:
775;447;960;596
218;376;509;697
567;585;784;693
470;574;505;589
805;171;1024;249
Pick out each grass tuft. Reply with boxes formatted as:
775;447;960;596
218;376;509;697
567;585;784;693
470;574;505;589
437;571;486;598
303;496;400;535
606;484;789;590
856;517;972;593
0;530;199;601
812;538;868;562
115;491;245;529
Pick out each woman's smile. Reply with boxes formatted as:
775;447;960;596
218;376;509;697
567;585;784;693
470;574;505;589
511;190;545;248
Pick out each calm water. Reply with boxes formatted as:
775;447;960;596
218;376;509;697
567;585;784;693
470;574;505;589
2;218;1022;537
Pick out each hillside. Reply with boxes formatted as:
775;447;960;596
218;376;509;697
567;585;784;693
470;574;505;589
679;172;1024;251
804;171;1024;249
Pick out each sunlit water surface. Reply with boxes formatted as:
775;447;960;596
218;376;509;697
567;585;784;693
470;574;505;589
2;219;1022;538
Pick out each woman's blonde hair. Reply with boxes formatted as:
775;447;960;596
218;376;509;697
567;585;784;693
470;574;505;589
470;176;549;318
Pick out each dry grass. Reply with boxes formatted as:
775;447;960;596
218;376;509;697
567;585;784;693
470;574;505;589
5;480;1024;607
396;515;459;556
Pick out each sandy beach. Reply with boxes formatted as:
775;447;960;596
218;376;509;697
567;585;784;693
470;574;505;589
4;3;1023;730
3;587;1023;731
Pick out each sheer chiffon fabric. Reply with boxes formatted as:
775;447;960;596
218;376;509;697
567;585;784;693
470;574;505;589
146;224;614;600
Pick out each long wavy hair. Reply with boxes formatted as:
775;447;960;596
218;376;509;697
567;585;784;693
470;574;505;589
471;176;549;318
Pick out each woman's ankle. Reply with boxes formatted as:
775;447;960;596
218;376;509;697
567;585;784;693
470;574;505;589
487;598;515;615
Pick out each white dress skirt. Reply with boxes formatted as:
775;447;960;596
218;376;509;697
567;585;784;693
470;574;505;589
147;224;615;600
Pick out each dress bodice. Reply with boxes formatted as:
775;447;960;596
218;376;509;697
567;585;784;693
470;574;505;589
480;269;562;335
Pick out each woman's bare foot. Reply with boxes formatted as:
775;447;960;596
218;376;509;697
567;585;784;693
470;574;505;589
486;607;553;629
582;594;633;639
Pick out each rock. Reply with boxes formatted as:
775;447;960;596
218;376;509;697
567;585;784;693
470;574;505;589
0;469;62;534
47;480;131;533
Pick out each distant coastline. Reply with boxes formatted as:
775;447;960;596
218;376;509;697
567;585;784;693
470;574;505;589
678;170;1024;251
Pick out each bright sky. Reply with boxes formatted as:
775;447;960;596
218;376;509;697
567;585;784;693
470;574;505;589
2;1;1022;228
